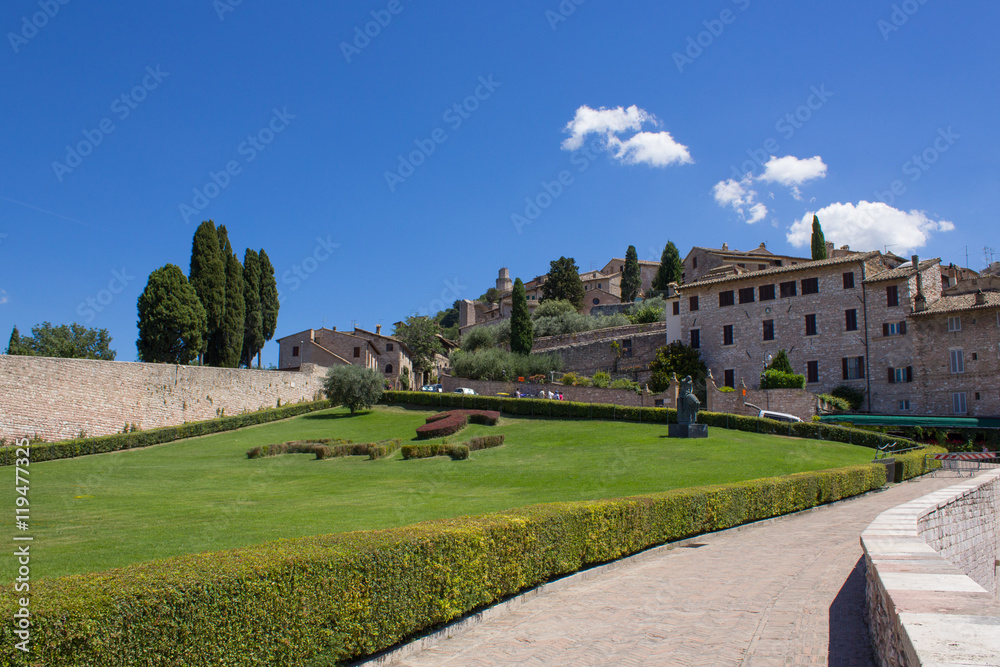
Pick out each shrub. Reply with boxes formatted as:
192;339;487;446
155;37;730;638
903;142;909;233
759;369;805;389
592;371;611;388
818;394;850;411
415;410;501;439
561;372;578;386
718;386;735;393
2;464;886;666
467;435;505;451
0;400;333;467
830;385;865;410
247;438;402;461
610;378;640;391
401;443;470;460
323;365;385;414
574;376;593;387
449;348;563;382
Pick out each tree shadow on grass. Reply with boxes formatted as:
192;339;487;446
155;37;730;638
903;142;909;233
828;556;877;666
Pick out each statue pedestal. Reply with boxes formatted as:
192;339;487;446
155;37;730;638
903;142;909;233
668;423;708;438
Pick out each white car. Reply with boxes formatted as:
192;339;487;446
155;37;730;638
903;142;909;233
420;384;442;392
757;410;802;423
452;387;477;395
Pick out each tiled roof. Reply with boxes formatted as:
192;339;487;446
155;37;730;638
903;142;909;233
911;291;1000;316
682;252;881;289
863;258;940;283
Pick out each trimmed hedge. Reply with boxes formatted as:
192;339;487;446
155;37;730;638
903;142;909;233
401;443;470;460
383;392;912;450
467;435;505;451
894;445;947;480
0;399;333;466
247;439;403;462
246;439;350;459
0;463;886;666
415;410;501;440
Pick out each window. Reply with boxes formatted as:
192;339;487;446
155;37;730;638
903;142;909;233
807;361;819;384
842;356;865;380
898;399;911;411
759;284;776;301
724;369;735;388
689;296;699;311
972;352;978;361
672;301;680;316
950;349;964;374
292;346;300;357
942;275;950;288
801;277;819;295
953;392;967;414
386;343;394;351
690;329;700;349
654;399;665;408
738;287;755;304
621;339;633;358
886;285;899;307
888;367;913;384
763;319;775;341
805;314;817;336
385;364;393;374
719;290;735;307
353;347;361;358
723;325;734;346
593;298;600;305
779;281;797;298
843;272;855;289
883;322;906;336
975;392;981;400
758;264;766;271
845;309;858;331
948;316;961;332
693;256;698;268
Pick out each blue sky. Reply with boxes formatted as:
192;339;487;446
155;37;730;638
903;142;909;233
2;1;997;366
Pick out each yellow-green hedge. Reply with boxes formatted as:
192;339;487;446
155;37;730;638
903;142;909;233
894;445;946;480
0;463;885;666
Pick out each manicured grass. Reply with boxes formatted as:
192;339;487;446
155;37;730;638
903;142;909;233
2;405;875;582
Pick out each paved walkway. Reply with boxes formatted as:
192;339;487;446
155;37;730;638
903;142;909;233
387;474;961;667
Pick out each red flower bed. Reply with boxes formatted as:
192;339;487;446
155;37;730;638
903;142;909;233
416;410;500;439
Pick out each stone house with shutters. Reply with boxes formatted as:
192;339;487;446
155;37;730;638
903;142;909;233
681;243;812;284
277;327;380;375
351;326;414;389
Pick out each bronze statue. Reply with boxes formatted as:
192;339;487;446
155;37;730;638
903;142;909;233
677;375;700;424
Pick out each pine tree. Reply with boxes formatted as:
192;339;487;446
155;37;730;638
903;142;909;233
217;226;245;368
6;326;23;355
509;278;533;355
621;245;641;302
541;257;585;310
189;221;226;363
258;248;280;368
652;241;683;290
768;349;794;374
241;249;264;368
811;215;827;260
137;264;207;364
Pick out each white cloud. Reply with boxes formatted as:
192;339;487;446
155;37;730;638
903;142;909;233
713;176;768;224
561;105;692;167
0;290;7;305
786;201;955;252
758;155;827;186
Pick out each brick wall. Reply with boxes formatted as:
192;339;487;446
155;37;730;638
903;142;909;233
440;375;677;408
0;355;327;442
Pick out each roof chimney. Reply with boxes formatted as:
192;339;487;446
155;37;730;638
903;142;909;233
376;324;382;335
721;242;728;251
912;254;925;311
911;254;919;270
331;326;336;331
975;290;986;305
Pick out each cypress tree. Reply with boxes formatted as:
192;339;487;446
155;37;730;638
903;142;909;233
509;278;533;355
217;226;245;368
811;215;828;260
137;264;207;364
652;241;683;290
241;249;264;368
621;245;641;302
541;257;585;310
189;221;226;363
6;326;27;355
258;248;280;368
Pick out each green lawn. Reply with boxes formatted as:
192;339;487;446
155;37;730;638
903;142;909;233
4;405;875;582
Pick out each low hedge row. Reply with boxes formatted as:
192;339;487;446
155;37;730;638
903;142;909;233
415;409;501;440
401;443;470;460
247;439;403;462
467;434;505;451
0;463;886;666
384;392;911;450
893;445;947;480
0;399;333;466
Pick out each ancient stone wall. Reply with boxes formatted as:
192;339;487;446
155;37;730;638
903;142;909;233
440;375;677;409
0;355;327;442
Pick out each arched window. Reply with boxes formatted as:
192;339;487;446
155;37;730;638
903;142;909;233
385;364;393;374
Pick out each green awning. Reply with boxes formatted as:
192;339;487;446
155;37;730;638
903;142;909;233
818;414;1000;428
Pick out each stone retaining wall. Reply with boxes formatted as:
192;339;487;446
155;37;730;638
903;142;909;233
705;377;820;419
861;470;1000;666
0;355;327;442
440;375;677;409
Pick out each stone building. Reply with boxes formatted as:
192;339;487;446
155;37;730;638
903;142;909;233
351;326;415;389
682;242;811;284
600;258;661;295
277;327;380;375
